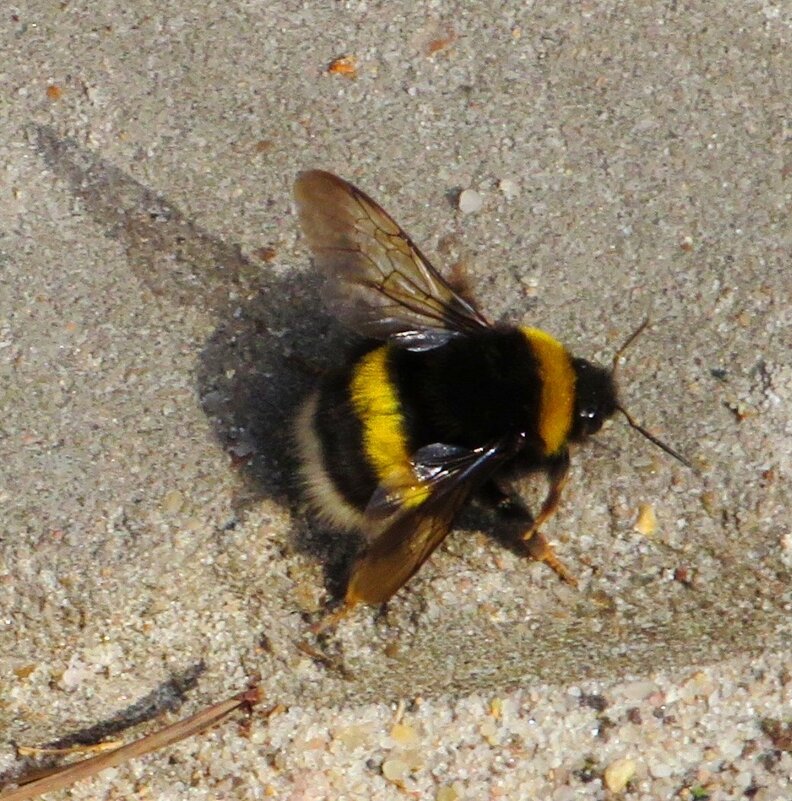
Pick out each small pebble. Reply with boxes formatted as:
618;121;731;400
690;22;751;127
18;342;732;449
649;761;673;779
620;680;658;701
326;55;358;78
335;725;368;749
734;770;753;788
634;503;657;535
391;722;418;745
604;757;636;792
458;188;483;214
498;178;519;199
480;719;498;744
436;786;459;801
162;489;184;515
382;757;408;783
718;738;743;761
401;749;424;770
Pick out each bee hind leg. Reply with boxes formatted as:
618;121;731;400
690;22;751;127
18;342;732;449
497;452;577;586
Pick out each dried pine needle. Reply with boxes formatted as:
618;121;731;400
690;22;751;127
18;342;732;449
16;741;123;758
0;687;262;801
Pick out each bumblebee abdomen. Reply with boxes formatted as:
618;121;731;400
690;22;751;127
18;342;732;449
294;344;421;531
347;348;419;490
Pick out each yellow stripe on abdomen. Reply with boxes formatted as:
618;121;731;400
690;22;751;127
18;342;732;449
521;327;576;455
349;347;428;508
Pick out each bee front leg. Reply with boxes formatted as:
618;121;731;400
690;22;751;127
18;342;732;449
523;531;577;587
521;452;577;586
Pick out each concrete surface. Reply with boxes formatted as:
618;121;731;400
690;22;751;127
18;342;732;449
1;1;790;798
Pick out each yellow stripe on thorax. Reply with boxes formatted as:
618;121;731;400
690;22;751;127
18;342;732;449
349;347;429;508
521;327;576;455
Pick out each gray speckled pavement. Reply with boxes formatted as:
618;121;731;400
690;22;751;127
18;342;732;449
1;2;790;799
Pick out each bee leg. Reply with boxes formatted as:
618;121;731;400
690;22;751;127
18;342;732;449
520;453;577;586
524;531;578;587
522;452;570;540
309;600;356;635
496;509;578;586
295;639;353;679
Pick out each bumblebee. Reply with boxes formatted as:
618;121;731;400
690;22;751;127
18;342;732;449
293;170;689;626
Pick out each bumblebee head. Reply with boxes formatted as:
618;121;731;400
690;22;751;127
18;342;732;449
570;358;618;441
569;319;692;467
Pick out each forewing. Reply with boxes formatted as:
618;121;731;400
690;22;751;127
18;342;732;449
294;170;491;349
345;441;511;606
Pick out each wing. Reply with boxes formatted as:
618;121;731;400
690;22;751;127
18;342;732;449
294;170;491;350
345;440;513;606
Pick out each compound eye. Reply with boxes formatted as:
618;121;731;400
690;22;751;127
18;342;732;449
579;407;603;434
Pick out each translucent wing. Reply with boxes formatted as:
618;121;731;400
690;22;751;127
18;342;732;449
294;170;491;350
345;440;513;606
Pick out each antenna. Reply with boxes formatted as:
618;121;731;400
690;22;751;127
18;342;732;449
615;404;693;468
612;317;650;374
612;318;693;469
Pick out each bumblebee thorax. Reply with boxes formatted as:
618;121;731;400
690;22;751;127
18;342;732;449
518;327;576;456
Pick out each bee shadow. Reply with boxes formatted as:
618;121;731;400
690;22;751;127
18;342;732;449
32;125;355;592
